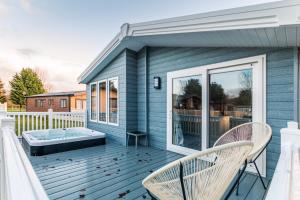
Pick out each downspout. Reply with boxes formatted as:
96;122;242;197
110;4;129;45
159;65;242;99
294;47;300;126
145;47;149;135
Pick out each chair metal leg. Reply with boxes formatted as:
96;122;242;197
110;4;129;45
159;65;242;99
224;160;247;200
146;189;157;200
253;161;267;189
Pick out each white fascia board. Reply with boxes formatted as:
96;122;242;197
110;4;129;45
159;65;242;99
78;0;300;83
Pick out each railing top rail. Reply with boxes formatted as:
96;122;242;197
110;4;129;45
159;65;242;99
1;120;49;200
7;111;85;115
52;111;85;114
7;112;49;115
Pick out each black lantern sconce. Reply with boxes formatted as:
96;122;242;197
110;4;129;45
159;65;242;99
153;76;161;89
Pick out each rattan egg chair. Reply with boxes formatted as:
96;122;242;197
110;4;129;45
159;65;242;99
213;122;272;196
143;141;253;200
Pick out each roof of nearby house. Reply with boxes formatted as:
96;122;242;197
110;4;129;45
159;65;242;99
26;91;85;98
78;0;300;84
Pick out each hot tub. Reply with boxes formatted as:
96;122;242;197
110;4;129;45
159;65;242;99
22;127;106;156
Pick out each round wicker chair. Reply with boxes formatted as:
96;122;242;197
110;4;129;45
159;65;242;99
213;122;272;194
142;141;253;200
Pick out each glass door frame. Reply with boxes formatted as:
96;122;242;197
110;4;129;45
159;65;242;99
167;55;266;175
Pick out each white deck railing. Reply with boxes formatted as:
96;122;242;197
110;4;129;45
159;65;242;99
5;109;86;136
266;122;300;200
0;117;49;200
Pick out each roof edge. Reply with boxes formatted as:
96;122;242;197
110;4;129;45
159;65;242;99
78;0;300;84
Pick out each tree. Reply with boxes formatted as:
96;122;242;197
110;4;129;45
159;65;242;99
34;67;53;92
10;68;46;108
0;79;6;104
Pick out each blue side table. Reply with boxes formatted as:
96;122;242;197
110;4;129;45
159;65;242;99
126;131;148;148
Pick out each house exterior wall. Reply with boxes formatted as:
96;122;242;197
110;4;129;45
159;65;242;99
86;47;296;178
86;50;127;145
142;47;295;178
70;92;87;112
26;96;71;112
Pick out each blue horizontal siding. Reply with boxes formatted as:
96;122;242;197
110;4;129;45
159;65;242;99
126;49;138;135
86;46;296;179
144;47;295;178
86;51;127;145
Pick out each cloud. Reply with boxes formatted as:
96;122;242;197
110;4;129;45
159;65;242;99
17;48;40;57
19;0;32;13
0;0;12;16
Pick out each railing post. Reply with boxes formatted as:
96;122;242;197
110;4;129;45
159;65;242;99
0;118;5;200
48;109;53;129
0;110;7;120
0;117;15;200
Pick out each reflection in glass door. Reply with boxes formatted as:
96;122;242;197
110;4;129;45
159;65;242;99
209;69;253;147
172;75;202;150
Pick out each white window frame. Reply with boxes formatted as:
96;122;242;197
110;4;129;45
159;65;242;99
98;79;108;124
167;55;266;175
89;82;98;122
60;99;67;108
108;77;119;126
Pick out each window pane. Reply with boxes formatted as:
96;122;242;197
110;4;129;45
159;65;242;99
91;84;97;120
76;100;82;109
109;79;118;124
172;75;202;150
99;81;107;122
209;69;252;147
60;99;67;108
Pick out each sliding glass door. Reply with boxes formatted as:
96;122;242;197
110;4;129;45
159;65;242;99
172;75;202;151
209;68;253;147
167;56;265;176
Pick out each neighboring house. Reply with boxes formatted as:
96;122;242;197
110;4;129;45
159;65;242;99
26;91;86;112
78;1;300;179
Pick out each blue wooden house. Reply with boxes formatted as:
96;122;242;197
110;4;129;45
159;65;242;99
78;0;300;180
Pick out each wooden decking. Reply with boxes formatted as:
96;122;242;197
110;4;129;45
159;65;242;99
29;142;270;200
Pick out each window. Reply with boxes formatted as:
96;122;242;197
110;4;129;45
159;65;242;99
60;99;67;108
89;77;118;125
90;83;97;121
108;78;118;124
98;81;107;122
76;99;82;110
48;99;54;106
35;99;45;107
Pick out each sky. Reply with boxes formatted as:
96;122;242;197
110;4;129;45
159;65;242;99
0;0;278;92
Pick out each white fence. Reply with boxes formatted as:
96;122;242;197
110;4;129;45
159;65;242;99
265;122;300;200
0;117;49;200
5;109;86;137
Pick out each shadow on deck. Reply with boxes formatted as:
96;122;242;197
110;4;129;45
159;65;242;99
29;141;269;200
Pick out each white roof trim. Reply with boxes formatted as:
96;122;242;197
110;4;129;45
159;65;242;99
78;0;300;83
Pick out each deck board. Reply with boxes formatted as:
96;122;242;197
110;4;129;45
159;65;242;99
29;142;270;200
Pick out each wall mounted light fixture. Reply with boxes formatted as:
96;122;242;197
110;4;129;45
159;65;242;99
153;77;161;89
